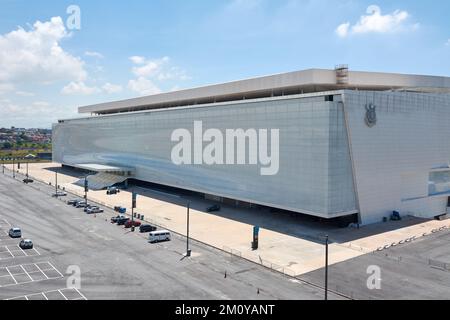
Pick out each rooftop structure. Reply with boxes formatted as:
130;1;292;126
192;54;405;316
79;68;450;115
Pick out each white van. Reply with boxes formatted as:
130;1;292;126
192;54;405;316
148;230;171;243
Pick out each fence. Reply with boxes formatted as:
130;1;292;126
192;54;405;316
428;259;450;272
222;246;298;278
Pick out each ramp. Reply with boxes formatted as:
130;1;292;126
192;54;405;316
75;172;128;191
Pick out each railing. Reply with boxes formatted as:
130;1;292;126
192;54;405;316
429;259;450;271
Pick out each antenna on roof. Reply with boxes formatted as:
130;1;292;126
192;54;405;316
335;64;349;85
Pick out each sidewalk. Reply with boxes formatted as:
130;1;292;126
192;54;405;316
6;162;450;276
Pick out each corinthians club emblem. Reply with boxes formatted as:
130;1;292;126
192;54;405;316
365;103;377;128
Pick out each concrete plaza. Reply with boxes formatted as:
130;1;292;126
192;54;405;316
6;162;450;276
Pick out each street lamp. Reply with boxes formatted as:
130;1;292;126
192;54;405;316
12;158;15;179
54;170;59;196
325;235;329;301
131;192;137;232
84;176;88;205
186;201;191;257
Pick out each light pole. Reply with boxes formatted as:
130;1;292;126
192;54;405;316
131;192;137;232
325;235;329;301
54;170;58;196
186;201;191;257
84;176;88;205
12;158;15;179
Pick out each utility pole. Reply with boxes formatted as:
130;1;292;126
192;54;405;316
131;192;137;232
325;235;329;301
12;158;15;179
186;201;191;257
55;170;58;196
84;176;88;205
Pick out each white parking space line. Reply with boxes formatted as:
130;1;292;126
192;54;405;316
0;245;41;260
19;265;33;282
34;263;50;279
5;288;87;301
47;262;64;278
0;219;11;228
5;266;18;285
58;289;68;300
0;262;64;288
3;246;14;259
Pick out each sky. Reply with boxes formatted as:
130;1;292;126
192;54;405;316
0;0;450;128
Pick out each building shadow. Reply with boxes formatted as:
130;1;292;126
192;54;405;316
43;165;431;246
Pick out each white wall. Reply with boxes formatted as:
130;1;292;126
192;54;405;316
344;90;450;224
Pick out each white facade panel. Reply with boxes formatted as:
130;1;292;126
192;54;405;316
344;91;450;224
53;94;357;218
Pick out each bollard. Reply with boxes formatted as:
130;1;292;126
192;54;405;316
141;215;145;220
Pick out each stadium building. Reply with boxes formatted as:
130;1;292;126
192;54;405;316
53;67;450;225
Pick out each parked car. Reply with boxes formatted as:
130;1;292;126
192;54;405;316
52;191;67;197
87;207;104;214
116;217;130;226
71;199;84;207
76;202;89;208
9;228;22;238
107;187;120;195
67;199;81;205
124;220;141;228
148;230;171;243
114;206;127;214
111;215;125;223
206;204;221;212
139;224;157;233
19;239;33;250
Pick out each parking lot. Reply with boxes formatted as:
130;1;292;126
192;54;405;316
0;170;344;300
301;228;450;299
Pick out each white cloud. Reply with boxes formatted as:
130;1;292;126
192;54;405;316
102;83;123;94
33;101;50;107
336;22;350;38
0;83;14;95
128;77;161;96
15;91;35;97
446;39;450;46
127;56;189;96
61;81;100;95
0;98;77;128
129;56;146;65
336;5;416;38
85;51;104;59
131;56;170;78
0;16;87;84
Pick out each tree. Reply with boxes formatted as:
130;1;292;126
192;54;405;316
1;142;13;150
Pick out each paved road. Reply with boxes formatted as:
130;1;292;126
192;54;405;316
301;228;450;299
0;172;343;300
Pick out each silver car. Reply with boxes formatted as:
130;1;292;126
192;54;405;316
86;206;104;214
9;228;22;238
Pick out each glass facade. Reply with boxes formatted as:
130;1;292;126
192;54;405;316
429;170;450;196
